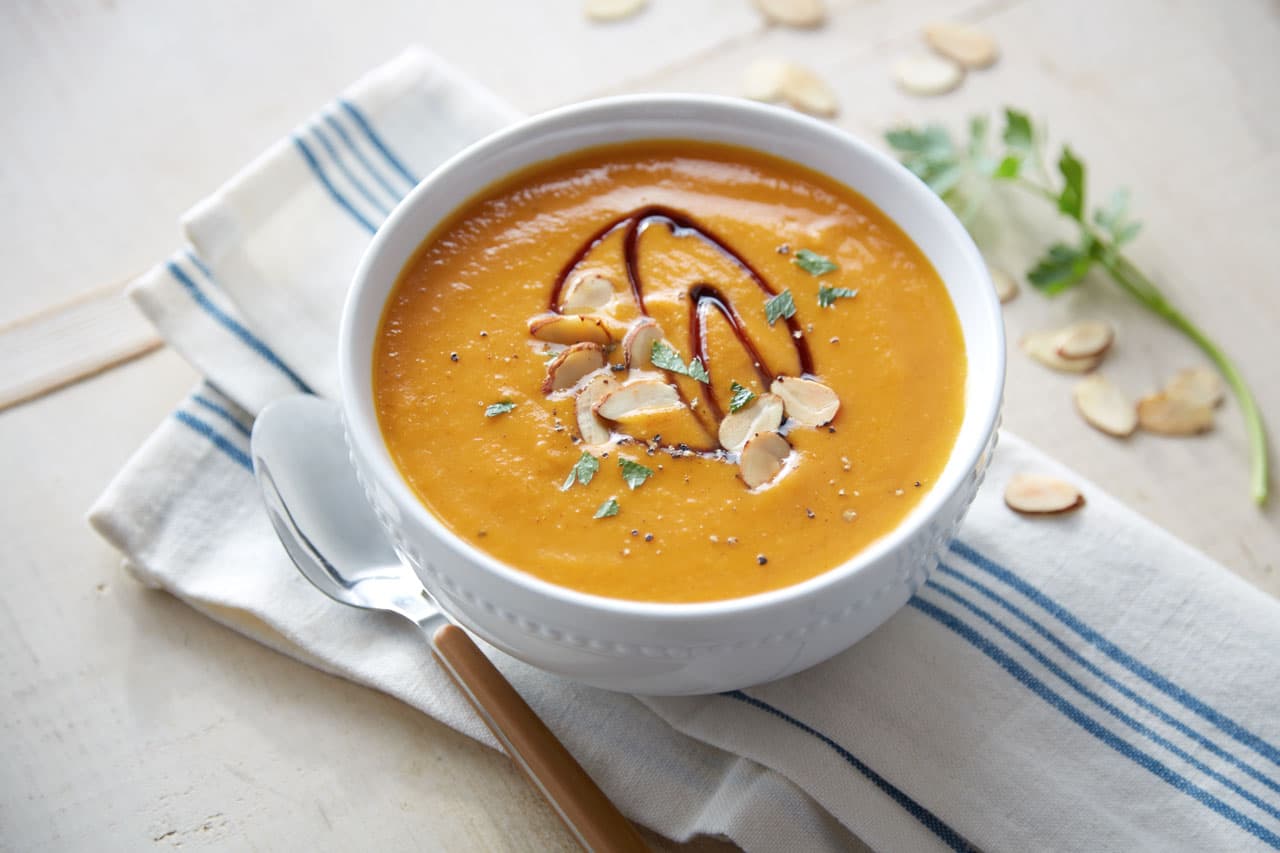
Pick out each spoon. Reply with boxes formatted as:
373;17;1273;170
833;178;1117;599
250;395;647;853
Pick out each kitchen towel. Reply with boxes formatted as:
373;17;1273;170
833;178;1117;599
91;47;1280;851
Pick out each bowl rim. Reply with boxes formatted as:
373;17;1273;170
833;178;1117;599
339;92;1005;621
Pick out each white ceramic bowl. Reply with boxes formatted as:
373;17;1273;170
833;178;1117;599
340;94;1004;695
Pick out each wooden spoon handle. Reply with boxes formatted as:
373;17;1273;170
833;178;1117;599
430;624;648;852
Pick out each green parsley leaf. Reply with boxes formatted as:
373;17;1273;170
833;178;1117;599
967;115;989;160
1002;108;1034;155
728;381;756;414
618;457;654;490
484;400;516;418
1094;188;1142;247
561;450;599;491
1027;242;1094;295
992;154;1022;179
686;357;711;383
764;289;796;326
593;497;620;519
1057;146;1086;221
792;249;840;276
817;286;859;308
650;340;710;383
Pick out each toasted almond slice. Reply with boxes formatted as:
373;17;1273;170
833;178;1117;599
584;0;646;22
718;393;785;452
781;64;839;117
542;343;606;394
1056;321;1114;360
739;431;792;489
771;376;840;426
561;273;614;314
892;54;964;97
1020;330;1102;373
1004;473;1085;515
989;266;1019;303
923;22;999;69
1165;366;1225;409
529;313;612;346
594;379;683;420
1073;375;1137;437
753;0;825;28
1137;391;1214;435
622;317;663;368
576;373;617;446
743;58;792;103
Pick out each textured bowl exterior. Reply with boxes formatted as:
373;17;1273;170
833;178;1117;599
339;95;1005;695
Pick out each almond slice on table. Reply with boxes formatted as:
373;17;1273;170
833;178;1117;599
1137;391;1214;436
1056;321;1114;360
718;393;785;452
622;317;663;368
739;431;792;489
989;266;1019;303
576;373;617;446
1020;330;1103;373
743;58;792;103
781;64;839;117
753;0;826;28
594;378;683;420
923;22;1000;69
770;376;840;426
892;54;964;97
560;273;615;314
1073;374;1137;437
542;343;606;394
1165;366;1225;409
529;313;612;346
584;0;646;22
1004;473;1085;515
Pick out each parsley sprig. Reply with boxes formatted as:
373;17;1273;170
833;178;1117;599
728;381;756;414
651;340;710;383
561;450;599;491
618;457;654;490
888;108;1269;505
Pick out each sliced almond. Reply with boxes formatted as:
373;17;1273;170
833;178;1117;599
1004;473;1085;515
1073;375;1137;437
892;54;964;97
1137;391;1214;436
923;22;999;69
753;0;825;28
1056;321;1114;360
781;64;839;117
560;273;614;314
1165;366;1225;409
1020;330;1102;373
529;313;612;346
743;58;792;103
739;431;792;489
584;0;646;22
594;379;683;420
770;376;840;426
718;393;785;452
576;373;617;446
622;317;663;368
542;343;606;394
989;266;1019;303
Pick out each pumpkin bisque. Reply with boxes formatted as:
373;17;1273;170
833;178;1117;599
373;140;966;603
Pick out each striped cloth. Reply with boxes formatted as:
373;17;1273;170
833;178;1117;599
90;47;1280;851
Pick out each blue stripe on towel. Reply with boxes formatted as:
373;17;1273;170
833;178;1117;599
924;577;1280;823
292;135;378;235
191;393;251;438
167;261;313;394
324;113;405;208
185;250;213;279
174;411;252;472
338;98;418;188
309;124;391;217
909;596;1280;849
725;690;973;852
950;539;1280;770
936;562;1280;797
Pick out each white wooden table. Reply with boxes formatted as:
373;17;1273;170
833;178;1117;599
2;1;1276;849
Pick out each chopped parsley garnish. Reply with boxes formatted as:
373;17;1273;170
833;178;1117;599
594;497;620;519
650;340;710;383
561;450;599;491
618;457;654;490
728;381;756;413
484;400;516;417
764;289;796;326
817;286;859;308
793;249;839;276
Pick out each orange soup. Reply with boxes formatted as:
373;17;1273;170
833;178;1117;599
374;141;965;603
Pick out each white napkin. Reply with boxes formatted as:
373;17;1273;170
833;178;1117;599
91;47;1280;852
